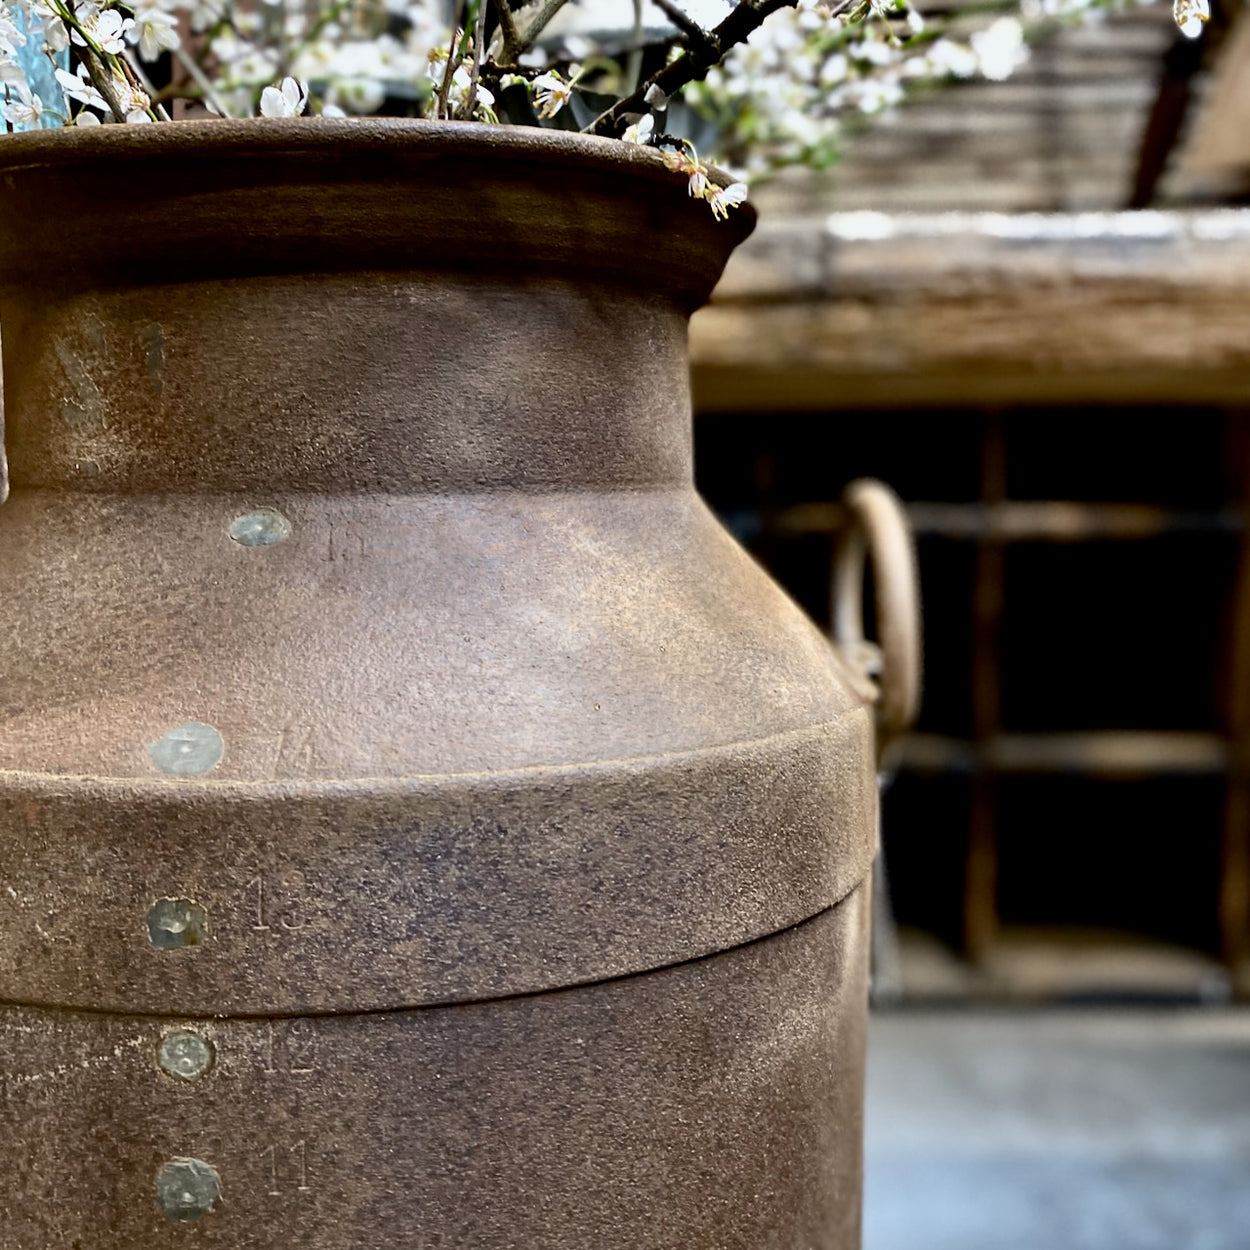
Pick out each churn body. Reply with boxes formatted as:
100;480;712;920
0;121;878;1247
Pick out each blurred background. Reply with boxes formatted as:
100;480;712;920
690;2;1250;1244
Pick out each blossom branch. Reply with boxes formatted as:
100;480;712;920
648;0;718;54
77;44;127;122
120;49;169;120
467;0;488;115
174;44;234;117
46;1;128;122
623;0;643;95
513;0;573;55
586;0;841;136
495;0;522;64
435;14;464;119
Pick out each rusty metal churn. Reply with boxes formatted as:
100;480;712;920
0;120;919;1248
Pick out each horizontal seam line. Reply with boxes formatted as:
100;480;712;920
0;710;870;794
0;894;862;1023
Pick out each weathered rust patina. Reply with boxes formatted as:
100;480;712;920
0;119;877;1247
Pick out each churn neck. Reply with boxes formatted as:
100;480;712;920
0;119;754;496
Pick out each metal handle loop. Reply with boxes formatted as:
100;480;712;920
832;478;922;757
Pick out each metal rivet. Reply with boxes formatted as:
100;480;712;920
147;898;207;950
158;1030;214;1080
148;722;224;776
156;1157;220;1222
228;508;291;547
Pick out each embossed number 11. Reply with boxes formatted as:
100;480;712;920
262;1141;311;1197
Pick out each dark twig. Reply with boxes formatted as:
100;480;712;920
435;2;465;119
514;0;572;54
121;50;170;120
174;44;232;117
467;0;488;114
78;45;128;122
624;0;644;94
435;41;456;117
649;0;718;52
586;0;858;136
495;0;521;63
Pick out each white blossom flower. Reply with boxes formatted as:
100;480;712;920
230;49;282;85
1;80;40;125
852;37;896;67
42;17;68;51
1173;0;1208;37
175;0;224;31
707;180;749;220
820;52;849;85
128;3;180;60
118;77;151;120
0;11;26;58
622;113;654;144
72;7;134;54
334;77;385;112
444;63;495;119
850;75;904;112
970;16;1028;80
662;146;711;198
259;75;308;117
532;68;573;119
204;26;251;64
55;63;107;109
473;81;496;118
925;37;978;78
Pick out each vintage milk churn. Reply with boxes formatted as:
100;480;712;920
0;120;919;1248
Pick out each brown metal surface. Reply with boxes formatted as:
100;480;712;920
0;121;876;1245
0;892;869;1248
0;717;873;1014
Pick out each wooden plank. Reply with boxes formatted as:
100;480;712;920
765;501;1242;541
1179;12;1250;177
898;731;1232;775
1220;413;1250;994
964;416;1005;965
788;179;1134;213
847;105;1152;139
692;211;1250;409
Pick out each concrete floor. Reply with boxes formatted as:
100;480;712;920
864;1009;1250;1250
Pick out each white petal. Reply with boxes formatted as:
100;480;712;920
279;75;306;113
259;83;286;116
